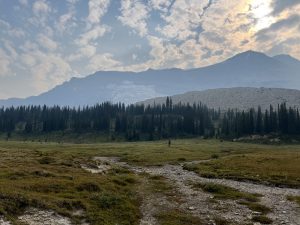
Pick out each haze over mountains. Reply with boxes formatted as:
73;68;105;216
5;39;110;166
1;50;300;107
139;87;300;111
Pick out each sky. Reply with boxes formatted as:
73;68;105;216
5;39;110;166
0;0;300;99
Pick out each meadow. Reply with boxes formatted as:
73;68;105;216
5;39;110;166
0;139;299;224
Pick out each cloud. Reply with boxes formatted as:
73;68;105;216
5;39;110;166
56;10;76;33
30;0;52;26
150;0;172;12
118;0;149;36
156;0;209;41
32;0;51;15
87;53;121;72
7;28;26;38
267;14;300;31
26;50;73;92
66;0;79;4
87;0;111;25
1;0;300;99
256;14;300;41
3;41;18;60
37;34;58;51
68;45;97;61
19;0;28;6
271;0;300;15
0;49;13;77
20;53;37;67
0;19;10;29
68;0;111;62
76;25;107;46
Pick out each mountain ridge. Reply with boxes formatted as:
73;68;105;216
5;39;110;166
1;50;300;107
138;87;300;111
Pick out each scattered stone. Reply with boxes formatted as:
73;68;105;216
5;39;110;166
81;164;111;174
72;209;84;216
89;157;300;225
18;208;72;225
0;217;11;225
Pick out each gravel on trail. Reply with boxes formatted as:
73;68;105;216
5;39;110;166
93;157;300;225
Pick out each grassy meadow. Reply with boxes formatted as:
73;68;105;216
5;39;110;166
0;139;299;224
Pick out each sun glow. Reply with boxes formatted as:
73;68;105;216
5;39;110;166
250;0;274;31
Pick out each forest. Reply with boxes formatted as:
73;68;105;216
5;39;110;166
1;98;300;141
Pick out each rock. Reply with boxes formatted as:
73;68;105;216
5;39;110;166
188;206;196;210
18;208;73;225
0;218;12;225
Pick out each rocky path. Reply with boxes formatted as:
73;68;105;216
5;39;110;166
143;164;300;225
93;157;300;225
3;157;298;225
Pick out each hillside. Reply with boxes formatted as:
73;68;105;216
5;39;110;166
1;50;300;107
138;87;300;111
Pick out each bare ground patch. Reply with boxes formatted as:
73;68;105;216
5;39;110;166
91;157;300;225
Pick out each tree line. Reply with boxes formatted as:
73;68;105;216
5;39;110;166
0;98;300;141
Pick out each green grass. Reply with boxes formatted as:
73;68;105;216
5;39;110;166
252;215;273;224
193;183;260;202
193;182;271;218
185;148;300;188
0;144;141;225
2;138;300;167
156;210;204;225
0;139;299;224
287;196;300;206
239;201;271;214
214;217;232;225
0;139;230;167
148;175;174;193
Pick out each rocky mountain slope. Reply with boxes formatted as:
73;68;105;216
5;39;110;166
138;87;300;111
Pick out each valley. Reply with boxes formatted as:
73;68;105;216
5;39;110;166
0;139;299;225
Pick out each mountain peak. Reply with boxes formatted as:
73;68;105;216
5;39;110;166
233;50;268;58
1;50;299;107
224;50;274;66
273;54;300;62
273;54;300;67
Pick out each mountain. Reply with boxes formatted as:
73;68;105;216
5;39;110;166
1;50;300;107
138;87;300;111
273;54;300;69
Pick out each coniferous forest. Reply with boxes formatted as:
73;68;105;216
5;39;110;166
1;98;300;141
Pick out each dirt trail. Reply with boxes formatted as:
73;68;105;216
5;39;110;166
93;157;300;225
144;164;300;225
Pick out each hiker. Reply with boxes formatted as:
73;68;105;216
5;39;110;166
168;139;171;147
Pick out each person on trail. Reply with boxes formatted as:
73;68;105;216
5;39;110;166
168;139;171;147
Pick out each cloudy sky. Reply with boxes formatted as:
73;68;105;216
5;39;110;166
0;0;300;99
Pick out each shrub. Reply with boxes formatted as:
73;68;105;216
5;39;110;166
38;156;55;164
93;193;121;209
252;215;272;224
211;154;219;159
76;182;101;192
